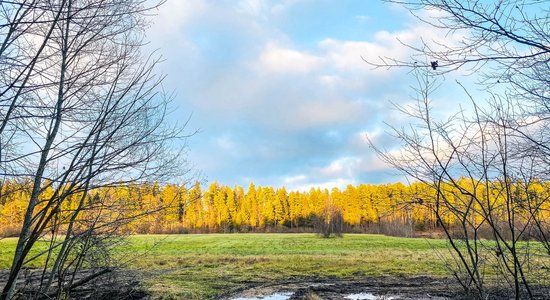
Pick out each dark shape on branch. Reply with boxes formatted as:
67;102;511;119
430;61;438;70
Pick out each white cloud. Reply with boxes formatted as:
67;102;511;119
287;99;364;129
319;157;359;177
319;31;417;74
279;152;395;190
270;0;309;15
258;43;323;73
281;173;353;191
283;174;308;185
237;0;267;16
319;24;468;74
355;15;370;22
355;129;380;145
143;1;479;189
291;178;353;192
319;154;391;177
320;39;374;71
215;135;238;153
359;154;393;172
150;0;206;35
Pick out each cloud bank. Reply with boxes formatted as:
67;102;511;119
145;0;470;190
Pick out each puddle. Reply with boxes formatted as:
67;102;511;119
345;292;398;300
231;292;294;300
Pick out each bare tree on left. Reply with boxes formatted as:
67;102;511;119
0;0;191;299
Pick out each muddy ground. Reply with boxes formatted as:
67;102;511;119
0;269;146;299
2;271;549;299
221;276;550;300
222;276;456;300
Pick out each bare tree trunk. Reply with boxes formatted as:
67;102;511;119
370;1;548;298
0;0;189;298
2;2;72;297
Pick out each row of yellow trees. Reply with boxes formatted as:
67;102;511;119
1;179;549;235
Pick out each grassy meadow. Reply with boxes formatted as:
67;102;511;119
123;234;456;298
1;234;456;299
4;234;547;299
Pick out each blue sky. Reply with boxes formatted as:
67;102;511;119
145;0;470;190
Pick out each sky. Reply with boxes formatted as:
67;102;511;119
145;0;471;190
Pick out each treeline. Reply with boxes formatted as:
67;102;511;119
1;179;549;236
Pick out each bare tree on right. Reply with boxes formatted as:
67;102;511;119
372;1;549;299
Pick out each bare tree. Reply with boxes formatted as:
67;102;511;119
375;68;550;298
316;196;345;238
370;1;549;298
0;1;191;299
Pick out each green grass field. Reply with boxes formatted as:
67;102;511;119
1;234;455;299
7;234;547;299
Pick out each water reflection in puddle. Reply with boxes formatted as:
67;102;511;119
231;292;294;300
345;292;398;300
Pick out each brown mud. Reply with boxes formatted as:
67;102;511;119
221;276;550;300
2;271;550;299
0;269;146;299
